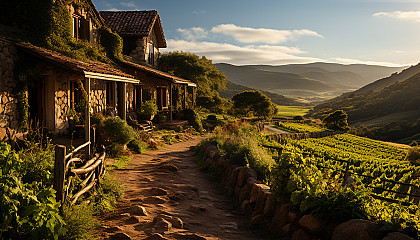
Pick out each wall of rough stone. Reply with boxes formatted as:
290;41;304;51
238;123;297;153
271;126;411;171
0;38;20;142
199;143;414;240
128;28;160;65
90;78;106;114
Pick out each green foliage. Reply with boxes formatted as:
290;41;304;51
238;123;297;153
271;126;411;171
14;90;29;132
127;139;148;154
270;149;369;222
322;110;349;131
405;146;420;165
137;100;158;117
184;109;203;132
91;173;124;214
61;204;97;240
0;143;65;240
99;27;123;60
232;90;277;120
275;122;326;133
19;133;55;185
159;51;227;108
202;122;275;182
109;156;132;170
101;117;136;145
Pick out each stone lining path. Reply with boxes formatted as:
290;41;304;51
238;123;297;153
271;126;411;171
98;137;274;240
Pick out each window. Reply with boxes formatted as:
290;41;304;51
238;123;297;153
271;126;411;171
156;87;167;110
72;15;90;41
106;82;114;106
70;81;83;109
148;43;154;65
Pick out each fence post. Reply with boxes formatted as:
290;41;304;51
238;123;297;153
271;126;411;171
54;145;66;205
342;160;351;186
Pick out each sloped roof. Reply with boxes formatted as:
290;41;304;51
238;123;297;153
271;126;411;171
120;60;196;87
15;42;138;83
100;10;166;48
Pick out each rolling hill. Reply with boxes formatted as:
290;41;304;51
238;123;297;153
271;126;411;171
219;80;306;106
307;71;420;142
215;63;405;103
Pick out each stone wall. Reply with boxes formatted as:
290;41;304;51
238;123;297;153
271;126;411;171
199;143;414;240
0;38;20;142
90;78;106;114
128;28;160;65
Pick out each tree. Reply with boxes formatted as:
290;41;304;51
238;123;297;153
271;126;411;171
158;51;226;104
322;110;349;131
232;90;277;120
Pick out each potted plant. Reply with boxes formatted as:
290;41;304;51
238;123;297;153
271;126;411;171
137;100;158;121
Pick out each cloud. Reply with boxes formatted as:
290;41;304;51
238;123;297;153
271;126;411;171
211;24;324;44
177;27;208;41
106;7;120;11
373;11;420;22
192;9;206;15
163;40;322;65
120;1;137;8
333;57;404;67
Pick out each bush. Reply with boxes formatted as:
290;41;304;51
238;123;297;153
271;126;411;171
127;139;148;154
62;204;97;240
137;100;158;117
232;90;277;120
0;143;65;240
100;117;136;146
406;146;420;165
184;109;202;132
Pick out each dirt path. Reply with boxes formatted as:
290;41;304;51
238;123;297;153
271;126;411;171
99;137;273;240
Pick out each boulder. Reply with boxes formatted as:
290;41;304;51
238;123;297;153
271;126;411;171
331;219;384;240
254;186;270;213
288;211;298;224
110;232;131;240
291;229;312;240
169;217;183;229
249;214;265;227
153;217;172;233
143;233;169;240
299;214;323;235
131;205;148;216
269;203;289;236
382;232;413;240
237;167;258;188
263;193;276;216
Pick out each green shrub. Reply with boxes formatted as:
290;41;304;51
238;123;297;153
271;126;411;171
406;146;420;165
184;109;202;132
91;173;124;214
137;100;158;117
0;143;65;240
62;204;97;240
101;117;136;145
127;139;148;154
98;27;123;60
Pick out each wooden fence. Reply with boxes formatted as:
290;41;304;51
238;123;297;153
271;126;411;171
53;142;106;205
262;145;420;206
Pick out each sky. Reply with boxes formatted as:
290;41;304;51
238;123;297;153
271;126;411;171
94;0;420;67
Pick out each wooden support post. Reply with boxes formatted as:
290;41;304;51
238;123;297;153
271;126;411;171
119;82;127;121
183;85;187;109
170;83;173;122
54;145;66;205
85;77;91;159
192;87;196;108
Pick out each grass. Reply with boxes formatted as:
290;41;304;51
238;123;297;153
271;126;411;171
276;105;311;118
108;155;132;169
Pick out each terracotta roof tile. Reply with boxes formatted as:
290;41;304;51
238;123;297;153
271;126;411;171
120;60;196;87
15;42;137;81
100;11;156;36
100;10;167;48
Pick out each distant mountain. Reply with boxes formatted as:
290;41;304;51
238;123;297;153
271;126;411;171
219;80;306;106
308;72;420;124
215;63;405;103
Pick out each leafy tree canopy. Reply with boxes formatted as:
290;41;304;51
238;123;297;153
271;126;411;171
158;51;226;100
322;110;349;131
232;90;277;120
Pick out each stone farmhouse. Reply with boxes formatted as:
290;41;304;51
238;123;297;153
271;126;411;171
0;0;196;143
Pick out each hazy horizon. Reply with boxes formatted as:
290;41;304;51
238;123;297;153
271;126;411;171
96;0;420;67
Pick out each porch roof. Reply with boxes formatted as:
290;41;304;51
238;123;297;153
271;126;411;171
120;60;197;87
15;42;139;83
